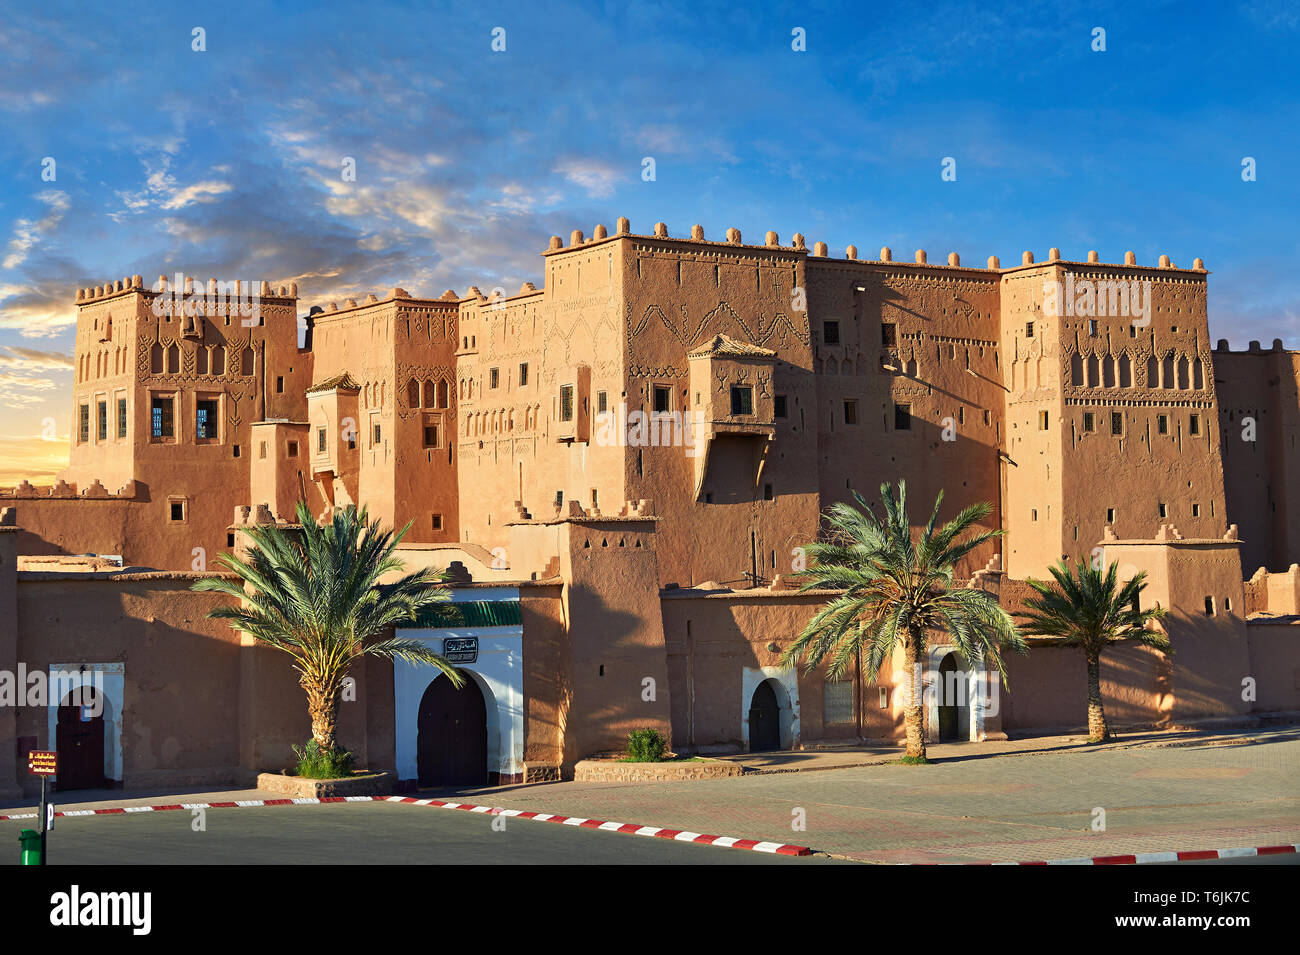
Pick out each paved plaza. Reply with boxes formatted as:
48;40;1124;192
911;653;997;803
458;727;1300;863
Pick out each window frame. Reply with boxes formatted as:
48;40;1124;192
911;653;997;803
729;385;754;416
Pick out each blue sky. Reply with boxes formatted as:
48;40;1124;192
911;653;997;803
1;0;1297;479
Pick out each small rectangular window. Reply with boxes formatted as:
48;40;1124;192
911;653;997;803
259;441;267;459
168;499;186;523
1038;410;1049;430
276;376;284;394
96;401;107;441
1191;503;1200;517
1204;596;1215;616
151;397;174;438
1189;414;1200;435
1158;502;1168;518
730;385;753;415
1106;507;1115;523
763;483;774;501
317;428;327;453
597;390;608;414
431;514;443;530
1111;412;1124;435
774;395;788;418
823;320;840;345
519;363;529;387
894;403;912;431
423;424;439;448
196;399;219;439
559;384;575;422
1083;412;1095;433
372;424;382;446
1088;319;1098;336
653;385;671;414
1025;321;1035;337
843;399;858;425
116;398;127;438
287;440;299;457
232;444;241;458
78;404;90;443
881;323;897;348
1157;414;1169;435
824;679;854;724
490;367;500;389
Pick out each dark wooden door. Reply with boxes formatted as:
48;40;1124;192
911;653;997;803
748;681;781;752
417;676;487;787
56;698;106;790
938;654;959;741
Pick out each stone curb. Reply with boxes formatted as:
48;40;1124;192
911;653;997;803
0;795;379;822
381;795;812;855
925;844;1300;866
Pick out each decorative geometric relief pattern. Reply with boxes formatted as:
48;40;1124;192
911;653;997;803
628;299;810;350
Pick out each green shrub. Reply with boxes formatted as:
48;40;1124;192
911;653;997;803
292;740;355;779
626;728;669;762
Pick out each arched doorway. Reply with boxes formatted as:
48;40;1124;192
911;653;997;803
417;676;487;787
937;653;969;741
56;690;106;791
748;680;781;752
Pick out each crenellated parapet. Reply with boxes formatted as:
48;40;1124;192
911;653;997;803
0;478;138;500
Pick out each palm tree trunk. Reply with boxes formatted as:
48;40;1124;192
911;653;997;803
903;629;927;760
304;679;340;753
1085;649;1111;743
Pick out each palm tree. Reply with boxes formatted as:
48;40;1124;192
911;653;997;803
194;501;463;760
1018;558;1169;743
781;482;1026;761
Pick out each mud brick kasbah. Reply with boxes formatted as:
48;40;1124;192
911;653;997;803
2;218;1299;797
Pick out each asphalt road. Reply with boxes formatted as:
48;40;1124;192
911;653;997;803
0;802;840;865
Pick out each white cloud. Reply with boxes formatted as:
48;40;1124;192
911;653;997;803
2;190;69;269
554;158;622;199
159;180;233;210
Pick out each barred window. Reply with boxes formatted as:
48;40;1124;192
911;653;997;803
824;679;854;724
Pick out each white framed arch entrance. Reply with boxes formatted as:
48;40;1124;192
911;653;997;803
394;587;524;786
45;663;124;785
924;646;987;742
741;665;799;751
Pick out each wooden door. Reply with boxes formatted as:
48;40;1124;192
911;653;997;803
56;698;106;790
938;654;959;741
748;680;781;752
417;676;488;787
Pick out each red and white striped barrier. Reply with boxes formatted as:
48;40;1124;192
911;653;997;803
6;796;1289;863
994;844;1299;865
0;794;813;857
0;795;379;822
382;796;812;855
